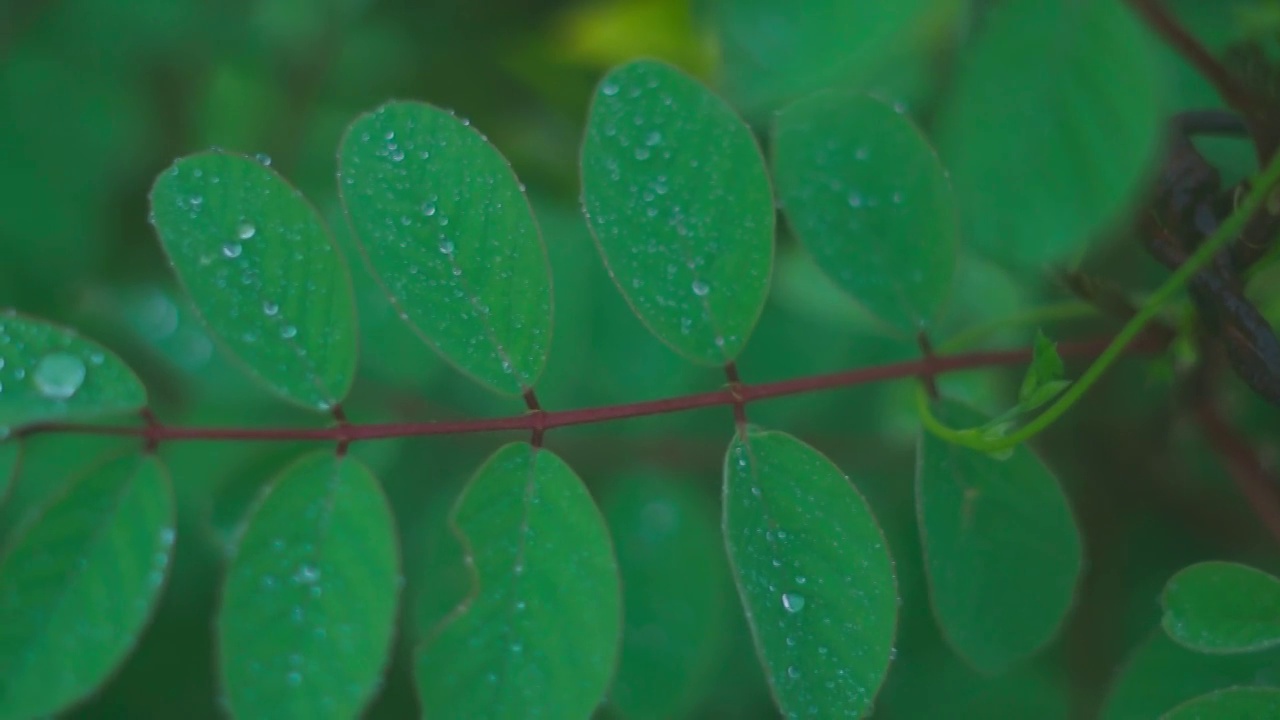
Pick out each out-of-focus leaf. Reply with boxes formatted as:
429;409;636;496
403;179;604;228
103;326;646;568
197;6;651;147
934;0;1167;268
773;89;956;333
1162;686;1280;719
603;472;731;719
916;400;1083;673
0;454;175;719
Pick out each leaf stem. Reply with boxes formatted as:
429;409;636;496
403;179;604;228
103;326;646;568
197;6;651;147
920;147;1280;451
13;334;1163;446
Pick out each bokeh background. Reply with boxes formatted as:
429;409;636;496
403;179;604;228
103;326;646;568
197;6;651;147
3;0;1280;717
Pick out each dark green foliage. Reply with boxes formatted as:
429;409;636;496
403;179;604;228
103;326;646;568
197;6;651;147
1;1;1279;718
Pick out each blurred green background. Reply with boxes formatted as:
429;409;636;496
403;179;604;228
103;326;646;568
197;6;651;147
3;0;1280;717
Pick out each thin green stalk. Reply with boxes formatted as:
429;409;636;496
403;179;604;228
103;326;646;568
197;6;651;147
921;150;1280;452
938;301;1099;354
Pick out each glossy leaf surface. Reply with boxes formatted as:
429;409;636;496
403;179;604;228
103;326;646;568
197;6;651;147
934;0;1166;267
0;454;175;719
581;60;774;365
1162;687;1280;720
0;312;146;429
416;443;620;719
218;451;399;720
1162;562;1280;654
339;101;552;395
723;428;897;718
773;90;956;333
149;151;357;410
916;400;1082;673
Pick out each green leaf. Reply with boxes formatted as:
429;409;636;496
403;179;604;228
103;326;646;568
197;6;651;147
1019;330;1067;408
1162;562;1280;654
0;453;175;719
714;0;953;118
149;151;358;411
934;0;1166;268
338;102;552;395
0;442;17;506
0;311;146;430
581;59;774;365
772;89;957;333
723;428;898;718
218;451;399;720
602;472;732;720
916;400;1083;673
415;443;621;718
1103;631;1280;720
1162;687;1280;720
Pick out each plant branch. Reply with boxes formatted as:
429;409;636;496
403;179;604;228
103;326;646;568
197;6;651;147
14;333;1165;446
1191;394;1280;544
1128;0;1280;157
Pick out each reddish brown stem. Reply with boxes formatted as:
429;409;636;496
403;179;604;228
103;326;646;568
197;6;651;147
1191;395;1280;544
15;333;1165;446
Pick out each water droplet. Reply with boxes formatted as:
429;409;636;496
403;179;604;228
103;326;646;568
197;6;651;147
782;592;806;613
222;243;242;258
787;666;801;679
691;280;710;296
422;202;437;216
294;564;321;584
635;147;651;160
34;353;86;400
439;239;455;254
389;148;405;162
281;326;298;339
263;301;279;316
234;221;256;240
254;152;273;166
601;82;620;96
847;192;864;208
286;671;303;687
644;130;662;146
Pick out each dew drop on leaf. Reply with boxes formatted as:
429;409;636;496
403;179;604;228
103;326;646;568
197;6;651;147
782;592;806;613
236;222;256;240
33;352;86;400
691;280;710;297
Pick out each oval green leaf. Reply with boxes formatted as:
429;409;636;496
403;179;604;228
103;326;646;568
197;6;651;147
916;399;1083;673
773;89;957;333
1162;561;1280;654
0;311;146;430
218;451;399;720
723;428;898;718
0;453;175;719
581;59;774;365
415;443;621;718
1103;630;1280;720
339;102;552;395
603;472;731;719
933;0;1166;268
1163;687;1280;720
149;151;358;410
